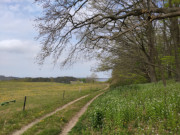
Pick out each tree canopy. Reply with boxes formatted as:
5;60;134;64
35;0;180;85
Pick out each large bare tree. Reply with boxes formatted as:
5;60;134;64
35;0;180;81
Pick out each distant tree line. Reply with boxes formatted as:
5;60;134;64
14;77;78;84
1;75;102;84
0;75;19;81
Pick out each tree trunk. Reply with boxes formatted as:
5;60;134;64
147;21;157;83
171;18;180;81
146;0;157;83
163;20;172;79
169;0;180;81
148;64;157;82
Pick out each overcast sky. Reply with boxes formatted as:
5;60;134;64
0;0;110;78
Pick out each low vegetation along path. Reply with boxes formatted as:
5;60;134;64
12;94;89;135
60;91;106;135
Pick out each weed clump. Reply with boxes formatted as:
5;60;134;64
91;110;104;129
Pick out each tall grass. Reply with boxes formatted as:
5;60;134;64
70;81;180;134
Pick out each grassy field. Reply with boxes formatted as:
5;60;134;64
23;89;105;135
70;81;180;135
0;81;106;135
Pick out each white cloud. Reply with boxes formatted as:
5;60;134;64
0;39;40;54
9;4;20;11
0;0;32;4
0;0;40;40
0;39;39;77
0;15;34;34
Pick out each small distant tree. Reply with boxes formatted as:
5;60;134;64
91;73;98;83
85;73;98;83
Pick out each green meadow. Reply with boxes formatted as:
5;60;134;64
70;81;180;135
22;90;104;135
0;81;105;135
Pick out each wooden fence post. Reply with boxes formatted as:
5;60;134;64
23;96;27;111
63;91;65;100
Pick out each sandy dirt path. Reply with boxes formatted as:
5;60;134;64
12;94;89;135
60;91;106;135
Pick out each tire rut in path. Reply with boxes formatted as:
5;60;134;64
12;95;89;135
60;91;105;135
